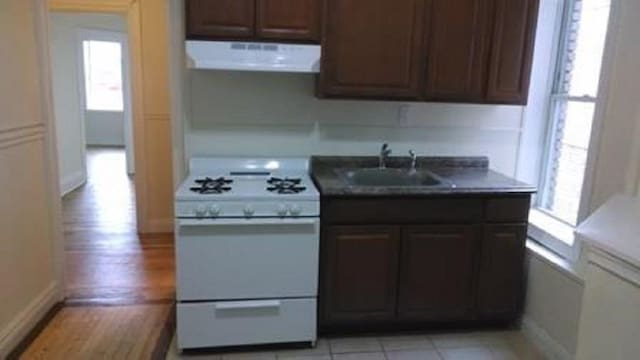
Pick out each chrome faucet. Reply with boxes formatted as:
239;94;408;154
409;149;417;171
379;143;392;168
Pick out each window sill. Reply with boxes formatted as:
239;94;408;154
529;209;575;245
527;208;586;283
526;239;585;284
528;208;578;260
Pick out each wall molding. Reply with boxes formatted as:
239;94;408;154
48;0;134;13
60;170;87;197
521;316;574;360
145;113;170;122
0;123;45;149
0;282;61;359
0;122;44;135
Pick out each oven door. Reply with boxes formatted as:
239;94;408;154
176;218;320;301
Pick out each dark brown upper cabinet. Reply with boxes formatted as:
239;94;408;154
322;226;400;324
256;0;322;42
187;0;256;40
319;0;427;99
486;0;540;104
397;225;477;321
186;0;321;43
424;0;491;102
318;0;540;104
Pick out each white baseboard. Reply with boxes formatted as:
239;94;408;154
522;316;574;360
60;170;86;197
0;282;61;358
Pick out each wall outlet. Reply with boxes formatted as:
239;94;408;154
397;104;410;126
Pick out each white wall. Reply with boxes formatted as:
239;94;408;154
587;0;640;211
516;0;563;190
49;12;126;195
85;110;125;146
186;71;525;176
523;253;584;359
0;0;63;356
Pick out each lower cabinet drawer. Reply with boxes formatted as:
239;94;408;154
177;298;317;350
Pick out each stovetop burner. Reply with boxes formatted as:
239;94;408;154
190;177;233;194
267;177;307;194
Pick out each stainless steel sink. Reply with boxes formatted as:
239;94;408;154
336;168;450;187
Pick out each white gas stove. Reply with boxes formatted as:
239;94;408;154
175;158;320;351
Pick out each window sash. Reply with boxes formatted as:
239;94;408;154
539;96;596;226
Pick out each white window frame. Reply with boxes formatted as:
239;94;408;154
528;0;619;261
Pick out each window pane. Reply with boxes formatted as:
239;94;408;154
83;40;123;111
543;100;595;226
560;0;611;97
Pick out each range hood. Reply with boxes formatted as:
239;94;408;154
186;40;321;73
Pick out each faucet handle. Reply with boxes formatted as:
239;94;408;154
381;143;392;155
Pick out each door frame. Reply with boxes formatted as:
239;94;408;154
49;0;150;234
77;28;135;175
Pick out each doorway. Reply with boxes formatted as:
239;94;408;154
79;29;135;176
48;11;175;302
50;12;133;195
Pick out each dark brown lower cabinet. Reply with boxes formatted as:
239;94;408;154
398;226;477;321
322;226;400;324
477;224;527;319
319;196;531;332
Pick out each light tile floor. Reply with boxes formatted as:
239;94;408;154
166;331;546;359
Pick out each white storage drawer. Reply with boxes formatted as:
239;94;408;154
177;298;317;350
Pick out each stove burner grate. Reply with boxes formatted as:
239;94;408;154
190;177;233;194
267;177;306;194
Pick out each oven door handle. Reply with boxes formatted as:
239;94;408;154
177;218;319;227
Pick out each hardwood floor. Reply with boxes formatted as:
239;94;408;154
20;304;174;359
63;147;175;302
15;147;176;359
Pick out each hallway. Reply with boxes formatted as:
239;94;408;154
63;147;175;302
14;148;175;359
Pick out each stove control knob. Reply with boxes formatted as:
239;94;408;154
208;205;221;217
277;204;288;217
194;206;207;218
243;205;255;218
288;204;302;217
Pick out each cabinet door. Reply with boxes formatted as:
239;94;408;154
186;0;256;40
256;0;321;42
477;224;527;320
322;226;400;324
319;0;427;99
425;0;491;102
486;0;539;104
397;225;477;321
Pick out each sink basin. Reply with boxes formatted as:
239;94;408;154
337;168;447;187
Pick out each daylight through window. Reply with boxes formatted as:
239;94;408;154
83;40;124;112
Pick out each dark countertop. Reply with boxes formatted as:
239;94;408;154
311;156;537;196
